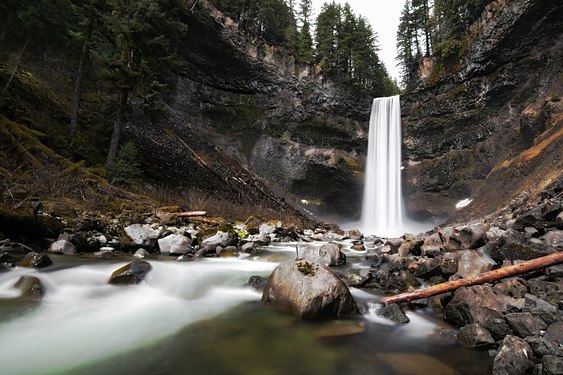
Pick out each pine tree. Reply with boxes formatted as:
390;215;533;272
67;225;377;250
315;2;341;74
296;0;313;63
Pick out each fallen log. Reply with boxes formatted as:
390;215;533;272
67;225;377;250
381;251;563;305
175;211;207;217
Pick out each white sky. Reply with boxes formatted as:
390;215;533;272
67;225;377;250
310;0;405;82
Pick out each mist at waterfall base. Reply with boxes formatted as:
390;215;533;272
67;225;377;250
350;95;432;238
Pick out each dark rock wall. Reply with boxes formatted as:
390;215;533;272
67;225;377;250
402;0;563;221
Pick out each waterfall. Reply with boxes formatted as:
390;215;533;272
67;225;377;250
361;95;403;237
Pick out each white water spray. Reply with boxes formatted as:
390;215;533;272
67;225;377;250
361;95;403;237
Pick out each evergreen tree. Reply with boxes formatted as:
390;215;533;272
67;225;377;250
297;0;313;63
337;3;356;74
315;2;341;74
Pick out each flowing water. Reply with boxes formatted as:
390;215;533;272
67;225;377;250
0;247;490;375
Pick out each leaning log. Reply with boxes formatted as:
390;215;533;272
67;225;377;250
381;251;563;305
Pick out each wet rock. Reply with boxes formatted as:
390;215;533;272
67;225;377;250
376;353;459;375
440;252;460;276
377;303;410;324
397;239;423;257
123;224;161;249
201;231;237;253
337;269;372;287
505;312;540;338
19;252;52;268
493;278;528;298
158;234;192;255
556;211;563;229
385;238;404;253
0;239;33;255
261;260;359;319
241;241;258;254
540;230;562;248
134;248;150;258
14;276;44;299
542;355;563;375
457;323;495;349
456;249;496;278
48;239;77;255
525;337;563;358
108;260;152;285
544;321;563;346
217;246;239;257
408;257;441;279
444;285;512;340
420;233;443;257
344;229;362;240
522;294;557;325
93;250;116;260
297;243;345;266
248;275;267;291
460;223;489;249
492;335;533;375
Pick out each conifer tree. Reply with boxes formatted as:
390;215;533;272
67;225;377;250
315;2;341;74
297;0;314;63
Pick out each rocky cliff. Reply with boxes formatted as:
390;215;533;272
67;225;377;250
402;0;563;221
124;0;374;221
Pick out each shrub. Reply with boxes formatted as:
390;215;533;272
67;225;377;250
107;142;143;187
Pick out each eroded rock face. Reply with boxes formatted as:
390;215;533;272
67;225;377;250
261;260;359;320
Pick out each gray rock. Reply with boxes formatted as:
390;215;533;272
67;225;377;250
505;312;540;338
14;276;44;299
397;239;423;256
556;211;563;229
493;335;533;375
108;260;152;285
544;321;563;346
542;355;563;375
134;248;150;258
420;233;443;257
525;337;563;358
261;260;359;320
523;294;557;325
48;239;77;255
248;275;267;291
93;250;116;260
540;230;562;248
456;249;496;278
158;234;192;255
444;285;512;340
0;240;33;255
493;278;528;298
123;224;161;249
457;323;495;348
241;241;258;254
217;246;239;257
377;303;410;324
297;242;345;266
19;252;52;268
201;231;237;253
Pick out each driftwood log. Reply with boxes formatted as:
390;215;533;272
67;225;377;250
381;251;563;305
175;211;207;217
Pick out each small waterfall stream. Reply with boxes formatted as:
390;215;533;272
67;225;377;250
361;96;404;237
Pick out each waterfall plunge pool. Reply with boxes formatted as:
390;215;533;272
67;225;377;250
0;246;490;375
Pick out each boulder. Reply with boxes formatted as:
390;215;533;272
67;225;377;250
540;230;562;248
48;239;77;255
457;323;495;348
493;278;528;298
217;246;239;257
522;294;557;325
123;224;161;249
542;355;563;375
0;240;33;255
525;337;563;358
261;260;359;319
505;312;540;338
108;260;152;285
377;303;410;324
14;276;44;299
158;234;192;255
444;285;512;340
93;250;116;260
456;249;496;278
492;335;533;375
19;252;52;268
201;231;237;253
134;248;150;258
544;321;563;346
297;243;345;266
248;275;267;291
420;233;443;257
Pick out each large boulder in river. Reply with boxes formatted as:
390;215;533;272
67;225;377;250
297;243;345;266
19;252;53;268
158;234;192;255
14;275;44;299
262;260;359;320
201;231;237;253
123;224;161;250
108;260;152;285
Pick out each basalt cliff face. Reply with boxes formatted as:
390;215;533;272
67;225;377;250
124;0;372;221
402;0;563;221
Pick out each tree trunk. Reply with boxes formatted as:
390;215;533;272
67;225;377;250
70;19;94;135
106;89;129;167
381;252;563;305
1;35;29;98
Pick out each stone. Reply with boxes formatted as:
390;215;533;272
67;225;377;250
505;312;540;338
337;269;372;287
241;241;258;254
540;230;562;248
261;260;359;320
377;303;410;324
134;248;150;258
544;321;563;346
444;285;512;340
0;240;33;255
344;229;362;240
525;337;563;358
217;246;239;257
493;278;528;298
297;243;345;266
542;355;563;375
420;233;443;257
93;250;116;260
108;260;152;285
123;224;161;249
457;323;495;348
556;211;563;229
456;249;496;278
440;252;460;276
248;275;267;291
397;239;423;257
523;294;557;325
14;276;44;299
201;231;237;253
19;252;52;268
158;234;192;255
48;239;76;255
259;223;276;235
492;335;533;375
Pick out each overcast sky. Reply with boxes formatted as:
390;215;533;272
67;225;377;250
310;0;405;82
